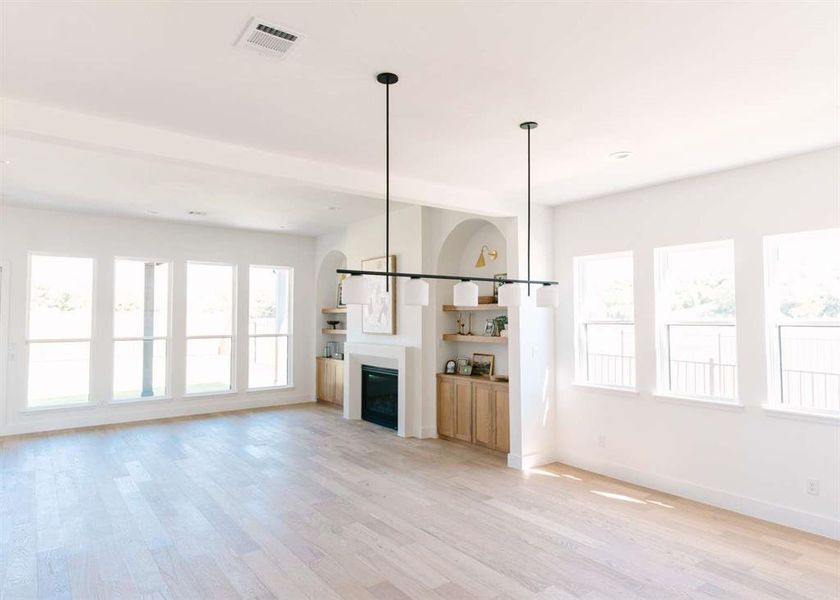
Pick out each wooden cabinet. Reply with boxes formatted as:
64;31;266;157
316;357;344;406
436;374;509;453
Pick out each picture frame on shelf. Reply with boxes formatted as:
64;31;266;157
445;359;456;374
336;273;347;307
483;319;495;336
471;353;495;376
456;357;471;376
493;273;507;302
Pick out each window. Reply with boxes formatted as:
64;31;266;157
574;252;635;388
248;265;292;388
186;262;235;394
113;259;169;400
655;241;738;401
27;255;94;407
765;229;840;413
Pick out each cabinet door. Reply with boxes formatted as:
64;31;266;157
316;359;326;401
454;381;472;442
333;361;344;407
437;379;456;438
472;384;496;449
325;360;336;403
494;388;510;453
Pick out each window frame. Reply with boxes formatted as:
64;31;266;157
111;256;173;402
247;264;294;390
573;251;636;391
24;252;97;409
654;240;739;403
184;260;237;397
763;229;840;416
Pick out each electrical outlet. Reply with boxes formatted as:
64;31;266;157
598;434;606;449
807;479;820;496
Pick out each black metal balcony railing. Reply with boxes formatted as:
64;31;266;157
779;324;840;412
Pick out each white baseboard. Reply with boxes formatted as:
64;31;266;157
557;451;839;541
419;426;439;439
508;450;558;471
0;393;316;437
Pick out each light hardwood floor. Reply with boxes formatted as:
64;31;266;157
1;403;837;599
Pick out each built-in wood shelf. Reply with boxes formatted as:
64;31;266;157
321;307;347;314
322;328;347;335
442;334;508;344
442;304;505;312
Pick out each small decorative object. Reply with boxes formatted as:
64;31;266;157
483;319;495;337
458;362;473;376
474;245;498;268
362;255;397;334
456;313;466;335
471;353;495;377
336;274;347;307
326;320;341;330
493;315;508;337
467;313;473;335
445;359;456;374
323;345;331;358
493;273;507;302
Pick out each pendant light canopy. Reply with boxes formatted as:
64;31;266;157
536;283;560;308
337;72;559;316
453;280;479;307
497;282;522;307
342;275;371;306
403;277;429;306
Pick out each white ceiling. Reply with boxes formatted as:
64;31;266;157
0;1;837;224
0;135;399;235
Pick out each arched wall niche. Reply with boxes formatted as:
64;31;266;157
434;218;509;377
316;250;347;357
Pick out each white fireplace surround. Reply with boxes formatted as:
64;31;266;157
343;342;409;437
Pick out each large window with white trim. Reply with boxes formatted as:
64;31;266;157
248;265;292;388
27;255;94;407
185;262;235;394
113;259;170;400
574;252;635;388
655;241;738;401
765;229;840;414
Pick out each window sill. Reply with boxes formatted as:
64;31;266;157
20;401;97;415
247;385;295;393
110;396;173;406
762;405;840;425
182;390;238;399
653;392;744;412
571;382;639;397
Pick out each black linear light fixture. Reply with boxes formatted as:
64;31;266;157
340;72;559;308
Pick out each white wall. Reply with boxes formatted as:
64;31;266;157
0;206;316;436
554;147;840;538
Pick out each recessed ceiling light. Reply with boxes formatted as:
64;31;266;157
146;210;159;215
608;151;632;160
187;210;207;216
327;206;338;211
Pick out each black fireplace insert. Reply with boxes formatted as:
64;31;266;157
361;365;398;430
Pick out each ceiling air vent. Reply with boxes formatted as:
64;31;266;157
235;17;303;58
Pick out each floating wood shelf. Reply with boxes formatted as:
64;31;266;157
442;304;505;312
442;334;508;344
321;307;347;314
322;328;347;335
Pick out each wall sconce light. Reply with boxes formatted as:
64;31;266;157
475;245;498;268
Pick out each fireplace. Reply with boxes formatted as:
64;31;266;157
361;365;398;430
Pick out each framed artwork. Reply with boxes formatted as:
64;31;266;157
362;255;396;334
482;319;495;336
336;273;347;307
493;273;507;302
471;353;495;376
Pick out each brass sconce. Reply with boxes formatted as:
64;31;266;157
475;245;498;268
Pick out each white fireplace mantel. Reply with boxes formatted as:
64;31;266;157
343;342;408;437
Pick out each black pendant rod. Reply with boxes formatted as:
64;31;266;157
377;72;398;292
520;121;537;296
337;268;557;286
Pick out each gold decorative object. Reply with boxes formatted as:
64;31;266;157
475;245;498;268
